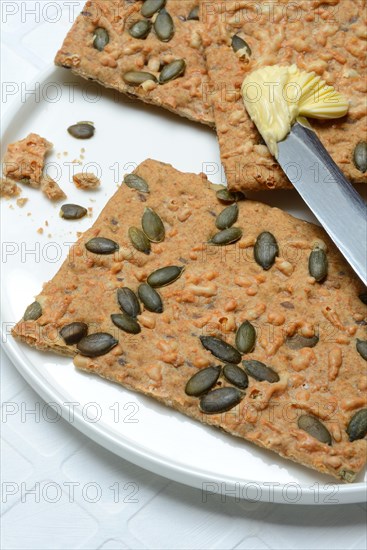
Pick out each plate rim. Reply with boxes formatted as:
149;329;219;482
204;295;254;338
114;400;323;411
1;64;366;505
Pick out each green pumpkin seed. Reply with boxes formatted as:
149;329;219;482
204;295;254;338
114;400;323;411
286;333;319;350
231;34;251;57
123;71;157;86
117;288;141;317
60;204;88;220
23;301;42;321
147;266;185;288
358;291;367;305
235;321;256;354
138;283;163;313
128;227;151;255
215;203;239;230
141;0;166;18
154;9;174;41
85;237;119;255
254;231;279;270
209;227;242;246
93;27;109;51
223;364;249;389
124;173;150;193
67;122;95;139
242;360;279;383
200;387;243;414
297;414;332;445
111;313;141;334
356;339;367;360
60;322;88;345
142;207;165;242
308;246;328;282
77;333;118;357
129;19;152;39
159;59;186;84
353;142;367;173
200;336;241;364
347;408;367;441
215;189;245;203
185;365;221;396
187;5;199;20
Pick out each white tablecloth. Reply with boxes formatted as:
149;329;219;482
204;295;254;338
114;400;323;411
1;3;366;549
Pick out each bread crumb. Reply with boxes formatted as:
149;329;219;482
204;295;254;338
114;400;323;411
16;197;29;208
41;175;67;201
73;172;101;190
0;177;21;198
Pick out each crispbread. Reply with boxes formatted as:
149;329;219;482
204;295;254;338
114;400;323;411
200;0;367;191
55;0;214;126
12;159;367;481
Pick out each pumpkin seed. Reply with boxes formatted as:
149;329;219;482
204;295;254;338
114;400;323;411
60;204;87;220
356;338;367;360
23;301;42;321
128;227;151;255
200;387;243;414
215;203;239;230
215;189;245;203
85;237;119;255
142;207;165;242
124;173;150;193
185;365;221;396
147;266;185;288
359;291;367;305
347;408;367;441
242;360;279;383
141;0;166;18
111;313;141;334
353;142;367;173
129;19;152;39
297;414;332;445
235;321;256;354
154;9;174;41
340;469;356;482
209;227;242;246
200;336;242;364
231;34;251;57
159;59;186;84
60;322;88;345
308;246;328;281
117;288;141;317
123;71;157;86
77;333;118;357
138;283;163;313
93;27;109;51
67;122;95;139
286;333;319;350
187;5;199;20
254;231;279;270
223;364;249;389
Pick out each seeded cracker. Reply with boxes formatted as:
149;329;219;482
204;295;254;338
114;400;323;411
55;0;214;126
200;0;367;191
12;159;367;481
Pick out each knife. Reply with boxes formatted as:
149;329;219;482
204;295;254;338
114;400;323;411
277;118;367;285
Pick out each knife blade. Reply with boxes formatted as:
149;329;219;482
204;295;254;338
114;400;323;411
277;119;367;285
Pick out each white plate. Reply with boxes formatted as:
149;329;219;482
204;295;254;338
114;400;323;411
1;67;366;505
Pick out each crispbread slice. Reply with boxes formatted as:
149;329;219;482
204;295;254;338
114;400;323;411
200;0;367;191
55;0;214;126
12;159;367;481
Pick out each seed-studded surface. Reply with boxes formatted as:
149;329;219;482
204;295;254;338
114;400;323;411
12;159;367;481
200;0;367;191
55;0;214;126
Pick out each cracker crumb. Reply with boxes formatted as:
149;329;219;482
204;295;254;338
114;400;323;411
37;227;44;235
16;198;29;208
45;220;49;227
41;175;67;201
3;133;53;188
0;177;21;198
73;172;101;190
